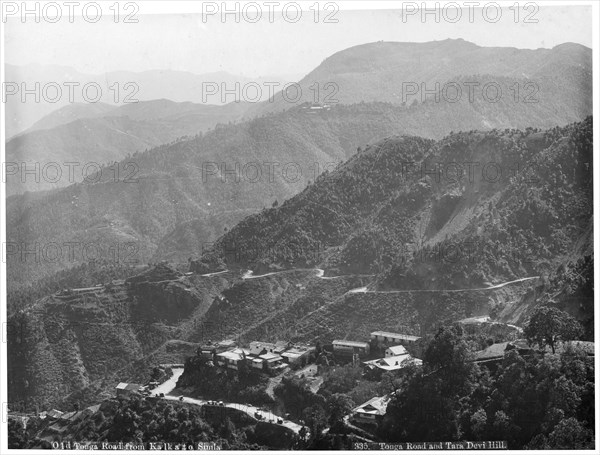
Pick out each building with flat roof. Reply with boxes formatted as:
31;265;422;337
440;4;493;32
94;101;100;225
250;352;285;369
370;331;421;346
281;345;315;366
333;340;370;358
116;383;142;398
216;348;249;370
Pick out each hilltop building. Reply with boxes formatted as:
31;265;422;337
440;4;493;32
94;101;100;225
198;339;238;359
216;348;250;370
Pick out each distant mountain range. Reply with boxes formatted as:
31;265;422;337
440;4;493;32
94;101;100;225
6;39;593;287
6;39;591;196
6;102;422;285
6;99;249;195
251;39;592;116
5;63;289;138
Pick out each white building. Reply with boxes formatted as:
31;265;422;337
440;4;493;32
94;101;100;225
250;352;285;370
116;383;142;398
364;354;422;373
281;345;315;366
385;345;408;357
352;396;390;424
216;348;249;370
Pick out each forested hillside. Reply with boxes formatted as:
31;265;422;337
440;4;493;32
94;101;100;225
6;40;593;288
9;118;592;415
10;96;577;288
253;39;591;119
6;100;249;195
203;118;593;335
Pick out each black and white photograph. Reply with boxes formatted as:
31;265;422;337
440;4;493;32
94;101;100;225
1;1;598;452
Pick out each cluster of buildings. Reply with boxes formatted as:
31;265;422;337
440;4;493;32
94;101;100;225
199;330;423;377
332;331;423;377
198;339;315;375
7;404;103;436
300;102;332;113
333;331;423;428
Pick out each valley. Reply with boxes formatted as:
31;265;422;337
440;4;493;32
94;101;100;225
5;30;595;451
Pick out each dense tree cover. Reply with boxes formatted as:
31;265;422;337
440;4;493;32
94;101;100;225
384;117;592;291
8;419;29;449
9;397;271;450
10;100;470;286
273;377;366;449
379;325;594;449
327;394;355;429
210;134;434;272
380;326;477;441
204;117;592;330
8;260;141;314
7;261;217;413
178;355;274;406
535;255;594;338
274;376;327;419
524;306;583;353
10;321;593;450
8;115;594;448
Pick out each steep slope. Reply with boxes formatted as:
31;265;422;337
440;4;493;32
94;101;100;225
154;67;592;263
7;101;593;288
1;102;453;287
198;118;592;338
7;263;227;411
252;39;592;121
6;100;249;195
5;63;285;137
6;38;592;286
8;119;593;413
21;99;248;134
22;102;115;133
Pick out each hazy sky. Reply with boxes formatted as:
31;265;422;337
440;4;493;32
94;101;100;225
4;3;593;78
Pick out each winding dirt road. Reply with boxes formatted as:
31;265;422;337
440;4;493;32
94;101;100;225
345;276;539;295
242;268;373;280
148;368;303;433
